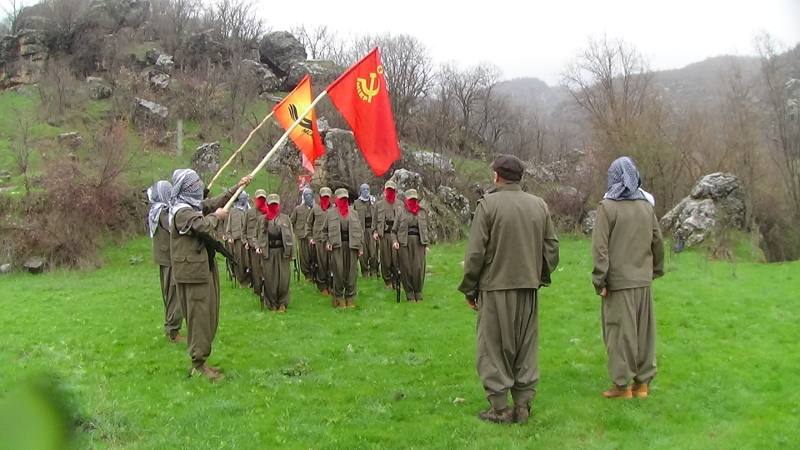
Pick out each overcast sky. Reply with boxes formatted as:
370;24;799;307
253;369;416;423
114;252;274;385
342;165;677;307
264;0;800;86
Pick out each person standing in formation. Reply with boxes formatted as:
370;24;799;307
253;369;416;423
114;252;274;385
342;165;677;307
391;189;431;302
324;188;364;308
306;187;333;297
255;194;295;312
373;180;399;290
246;190;267;298
147;180;184;343
290;188;316;283
592;156;664;399
169;169;252;381
457;155;559;424
224;190;250;287
354;183;378;278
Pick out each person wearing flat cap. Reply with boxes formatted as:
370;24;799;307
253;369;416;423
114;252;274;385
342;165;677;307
458;154;559;424
245;189;268;298
373;180;401;290
291;188;316;282
255;194;295;312
391;188;430;302
169;169;252;381
323;188;364;308
306;187;334;297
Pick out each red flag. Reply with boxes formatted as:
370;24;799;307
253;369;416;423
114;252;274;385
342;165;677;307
273;74;325;171
326;47;400;176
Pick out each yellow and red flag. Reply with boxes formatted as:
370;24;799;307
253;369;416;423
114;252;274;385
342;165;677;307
325;47;400;176
273;74;325;173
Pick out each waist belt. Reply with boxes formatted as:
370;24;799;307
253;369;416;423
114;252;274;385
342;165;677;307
268;233;281;240
364;217;373;229
408;226;420;236
384;220;394;232
268;240;283;249
340;231;349;242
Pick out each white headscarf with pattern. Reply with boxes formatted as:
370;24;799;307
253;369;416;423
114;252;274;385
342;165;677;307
147;180;171;237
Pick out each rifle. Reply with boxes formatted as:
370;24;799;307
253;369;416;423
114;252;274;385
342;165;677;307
395;266;402;303
293;245;300;282
194;231;238;270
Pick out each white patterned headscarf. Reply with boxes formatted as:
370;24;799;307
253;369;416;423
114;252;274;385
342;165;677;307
604;157;647;202
233;190;250;211
358;183;371;202
169;169;204;224
147;180;171;237
302;188;315;207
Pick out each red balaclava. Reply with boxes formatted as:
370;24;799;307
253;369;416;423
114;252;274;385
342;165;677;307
385;188;397;204
255;197;268;215
336;197;350;218
266;202;280;220
320;196;331;211
406;198;420;215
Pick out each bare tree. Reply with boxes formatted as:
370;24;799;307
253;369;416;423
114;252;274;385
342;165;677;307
201;0;264;56
755;34;800;221
0;0;29;34
9;109;34;196
151;0;201;54
291;24;346;62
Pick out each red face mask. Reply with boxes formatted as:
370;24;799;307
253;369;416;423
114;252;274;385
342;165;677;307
385;188;396;204
336;197;350;218
320;196;331;211
255;197;268;215
405;198;420;215
266;203;280;220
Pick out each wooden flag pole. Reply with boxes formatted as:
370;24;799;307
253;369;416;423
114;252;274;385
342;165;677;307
223;91;328;211
207;110;275;189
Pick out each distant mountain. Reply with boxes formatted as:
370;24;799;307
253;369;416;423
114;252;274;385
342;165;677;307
494;77;571;115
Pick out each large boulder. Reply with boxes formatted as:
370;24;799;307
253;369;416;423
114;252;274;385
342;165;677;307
86;76;111;99
283;59;341;91
133;97;168;128
181;31;228;68
412;151;454;173
660;172;748;246
190;142;221;175
0;30;48;87
319;128;375;189
242;59;281;93
23;256;45;274
259;31;307;78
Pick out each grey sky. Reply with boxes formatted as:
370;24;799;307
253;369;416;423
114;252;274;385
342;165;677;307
265;0;800;85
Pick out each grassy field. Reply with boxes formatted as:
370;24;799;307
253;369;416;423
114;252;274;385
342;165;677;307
1;236;798;449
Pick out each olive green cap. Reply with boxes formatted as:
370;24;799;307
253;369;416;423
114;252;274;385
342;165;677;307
335;188;349;199
254;189;267;198
404;189;418;199
266;193;280;204
319;187;332;197
384;180;397;190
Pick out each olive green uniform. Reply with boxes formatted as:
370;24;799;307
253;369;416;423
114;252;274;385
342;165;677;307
323;207;363;303
354;198;378;277
152;209;182;337
225;207;247;284
391;208;430;301
290;203;314;281
244;207;262;296
374;198;399;287
306;204;333;293
592;199;664;387
256;213;294;309
170;188;236;369
457;184;559;410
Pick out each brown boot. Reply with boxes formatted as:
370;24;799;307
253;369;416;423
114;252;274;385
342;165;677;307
189;364;225;381
632;383;649;398
513;405;530;424
346;300;355;308
478;407;514;424
602;385;632;399
337;300;346;308
168;332;186;343
320;289;330;296
269;306;277;312
385;283;394;290
278;305;287;313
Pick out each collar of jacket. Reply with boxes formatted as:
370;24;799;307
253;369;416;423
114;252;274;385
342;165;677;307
495;183;522;192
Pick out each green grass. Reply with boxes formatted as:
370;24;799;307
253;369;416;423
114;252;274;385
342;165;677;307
1;237;798;449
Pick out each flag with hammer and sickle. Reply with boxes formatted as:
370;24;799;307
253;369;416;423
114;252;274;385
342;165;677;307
326;47;400;177
273;74;325;173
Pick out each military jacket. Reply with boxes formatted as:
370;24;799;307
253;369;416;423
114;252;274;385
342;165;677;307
353;199;375;236
374;199;399;238
290;204;312;238
322;207;363;252
255;213;295;259
391;207;431;246
591;199;665;294
152;210;171;267
458;184;559;299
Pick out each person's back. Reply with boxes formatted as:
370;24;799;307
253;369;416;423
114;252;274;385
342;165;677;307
592;199;663;292
467;187;558;291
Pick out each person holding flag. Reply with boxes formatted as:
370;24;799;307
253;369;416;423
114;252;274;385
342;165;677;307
323;188;364;308
306;187;334;298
